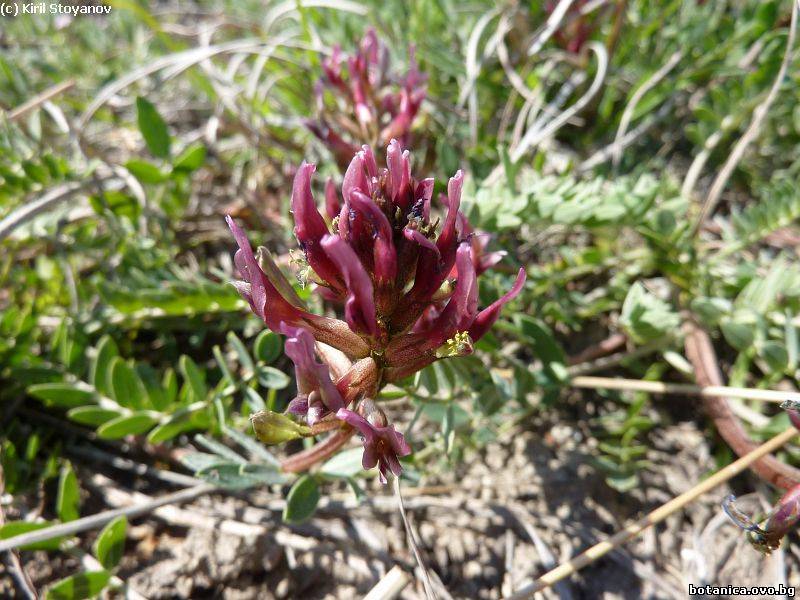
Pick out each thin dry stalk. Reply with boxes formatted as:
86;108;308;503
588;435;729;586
0;484;215;553
612;50;683;167
571;375;800;404
394;477;437;600
7;79;75;122
510;42;609;162
693;0;799;234
504;426;799;598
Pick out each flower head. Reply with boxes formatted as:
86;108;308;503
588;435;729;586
228;141;525;483
307;29;427;168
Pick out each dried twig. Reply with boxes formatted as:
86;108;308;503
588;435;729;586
6;79;75;122
567;333;627;365
571;375;800;404
0;484;215;553
1;467;38;600
0;178;119;244
504;426;799;598
363;565;412;600
566;338;667;376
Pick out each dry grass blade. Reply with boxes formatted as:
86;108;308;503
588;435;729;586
503;426;799;598
693;0;799;235
79;39;266;127
0;176;123;243
394;477;437;599
612;50;683;167
510;41;608;162
7;79;75;123
0;484;215;553
528;0;578;57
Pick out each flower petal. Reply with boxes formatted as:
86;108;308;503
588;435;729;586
228;217;370;358
325;177;341;221
280;323;344;419
386;139;411;207
291;163;343;292
321;235;379;338
226;216;306;329
468;268;527;342
402;227;440;259
336;408;376;443
349;189;397;285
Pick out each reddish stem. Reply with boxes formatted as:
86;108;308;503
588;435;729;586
683;318;800;490
568;332;627;366
281;428;356;473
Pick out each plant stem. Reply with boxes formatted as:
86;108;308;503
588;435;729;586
504;426;799;599
281;428;356;473
684;319;800;490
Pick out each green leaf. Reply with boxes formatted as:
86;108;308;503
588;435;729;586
96;412;158;439
196;462;286;489
251;410;312;445
620;282;680;344
67;406;122;426
135;97;171;158
222;425;280;467
253;330;282;364
179;355;207;401
0;521;63;551
721;319;755;351
172;143;206;172
320;447;365;478
194;434;247;463
90;336;118;397
227;332;255;378
93;516;127;570
56;464;80;522
283;475;320;523
257;366;290;389
28;383;95;408
179;452;229;472
109;358;146;409
44;571;111;600
758;341;789;373
125;159;168;184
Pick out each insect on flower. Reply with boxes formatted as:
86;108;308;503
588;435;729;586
228;141;526;483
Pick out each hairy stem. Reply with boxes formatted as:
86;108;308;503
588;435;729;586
683;318;800;490
281;428;356;473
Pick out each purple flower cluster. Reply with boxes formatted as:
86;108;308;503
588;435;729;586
227;141;525;483
306;29;427;168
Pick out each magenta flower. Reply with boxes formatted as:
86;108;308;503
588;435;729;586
281;324;344;425
336;407;411;484
307;28;427;168
228;141;525;483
